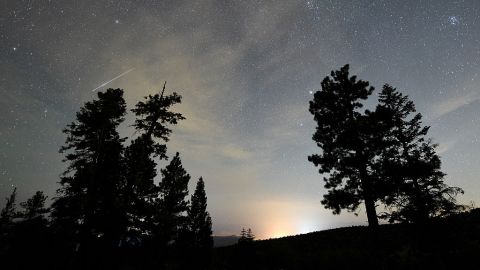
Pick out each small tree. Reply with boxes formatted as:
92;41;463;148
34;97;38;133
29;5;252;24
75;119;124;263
20;191;49;221
188;177;213;248
239;228;254;243
0;188;19;267
239;228;247;242
246;228;255;242
0;188;17;226
14;190;50;268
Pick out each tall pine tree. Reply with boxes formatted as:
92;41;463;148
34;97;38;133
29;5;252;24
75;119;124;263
155;152;190;246
375;85;464;223
51;88;127;255
308;65;381;227
124;82;185;239
188;177;213;248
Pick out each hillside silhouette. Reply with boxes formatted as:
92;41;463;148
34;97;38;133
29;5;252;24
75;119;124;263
213;235;241;247
212;209;480;270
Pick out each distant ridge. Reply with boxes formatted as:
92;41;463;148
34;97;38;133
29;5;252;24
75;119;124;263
213;235;240;247
212;209;480;269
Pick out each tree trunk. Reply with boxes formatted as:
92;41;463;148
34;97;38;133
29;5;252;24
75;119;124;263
412;178;428;223
364;195;379;227
360;166;379;227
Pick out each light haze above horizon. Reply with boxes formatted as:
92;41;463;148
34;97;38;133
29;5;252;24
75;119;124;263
1;0;480;239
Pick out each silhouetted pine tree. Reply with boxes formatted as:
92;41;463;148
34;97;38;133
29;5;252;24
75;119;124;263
239;228;247;242
155;152;190;247
308;65;381;227
20;191;49;221
51;88;127;260
131;82;184;141
238;228;254;243
0;189;51;269
236;227;256;269
0;188;17;226
176;177;214;269
188;177;213;248
246;228;255;242
123;136;158;239
375;85;464;223
11;190;51;269
124;82;185;240
0;188;18;268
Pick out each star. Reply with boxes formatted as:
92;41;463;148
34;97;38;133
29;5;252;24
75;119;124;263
448;16;459;25
12;47;17;51
115;19;120;24
306;1;314;9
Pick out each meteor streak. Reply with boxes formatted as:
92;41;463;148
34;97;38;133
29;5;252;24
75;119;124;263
91;68;135;92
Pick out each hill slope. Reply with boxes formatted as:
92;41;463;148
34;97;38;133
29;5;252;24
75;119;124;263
212;209;480;270
213;235;240;247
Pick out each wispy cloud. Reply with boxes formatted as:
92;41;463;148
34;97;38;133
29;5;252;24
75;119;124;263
42;0;364;237
429;92;480;119
436;140;457;154
219;144;253;161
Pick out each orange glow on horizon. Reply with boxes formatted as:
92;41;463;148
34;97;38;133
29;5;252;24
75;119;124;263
268;229;290;239
261;222;297;239
241;198;326;240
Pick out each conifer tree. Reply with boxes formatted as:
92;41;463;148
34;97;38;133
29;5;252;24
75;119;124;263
131;82;184;141
188;177;213;248
155;152;190;245
239;228;247;242
238;228;254;243
125;82;185;238
0;189;50;269
375;85;464;223
15;190;50;268
20;191;49;221
51;88;127;253
0;188;17;226
246;228;255;242
0;188;18;268
308;65;381;227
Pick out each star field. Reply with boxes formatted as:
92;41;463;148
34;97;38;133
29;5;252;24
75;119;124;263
1;0;480;239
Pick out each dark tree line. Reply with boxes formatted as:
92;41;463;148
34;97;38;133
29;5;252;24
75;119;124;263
238;228;255;243
0;85;213;269
309;65;464;227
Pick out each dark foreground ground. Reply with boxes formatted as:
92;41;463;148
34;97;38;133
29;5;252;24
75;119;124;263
212;209;480;270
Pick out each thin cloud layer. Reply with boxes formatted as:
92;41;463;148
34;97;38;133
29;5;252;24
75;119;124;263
2;0;480;238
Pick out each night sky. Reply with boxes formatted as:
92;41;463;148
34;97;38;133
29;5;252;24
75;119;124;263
1;0;480;239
